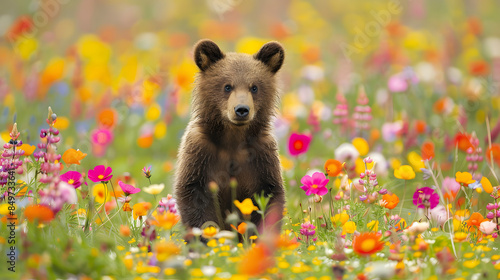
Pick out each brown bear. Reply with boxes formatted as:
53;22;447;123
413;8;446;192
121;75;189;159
174;39;286;233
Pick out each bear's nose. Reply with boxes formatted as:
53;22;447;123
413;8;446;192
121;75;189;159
235;105;250;117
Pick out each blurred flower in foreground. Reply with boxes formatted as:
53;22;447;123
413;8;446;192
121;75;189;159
24;204;54;223
238;243;274;276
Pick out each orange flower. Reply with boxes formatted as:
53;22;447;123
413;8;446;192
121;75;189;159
231;222;248;234
120;225;131;237
455;171;475;186
152;211;180;230
97;108;117;129
324;159;343;177
352;232;384;256
421;141;434;161
24;205;54;223
467;212;484;228
469;60;489;76
381;193;399;209
275;235;299;250
18;144;36;156
414;120;427;134
238;243;274;276
132;202;152;220
61;149;87;165
454;133;473;152
137;134;153;148
485;144;500;166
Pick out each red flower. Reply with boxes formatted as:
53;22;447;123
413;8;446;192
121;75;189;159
469;60;489;76
288;133;311;156
454;133;473;152
6;16;33;41
486;144;500;166
421;141;435;160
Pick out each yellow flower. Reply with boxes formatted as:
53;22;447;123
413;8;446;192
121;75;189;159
202;226;218;239
463;260;480;269
455;172;475;186
343;221;357;234
155;241;180;262
331;211;349;226
407;151;425;172
132;202;152;220
367;220;379;232
234;198;259;215
352;137;369;156
480;177;493;193
18;144;36;156
92;183;109;204
394;165;416;180
143;184;165;195
454;232;468;242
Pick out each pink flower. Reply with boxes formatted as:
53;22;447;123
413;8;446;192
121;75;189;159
300;172;329;196
88;165;113;182
60;171;83;189
388;74;408;92
288;133;311;156
91;128;114;146
413;187;440;209
118;181;140;195
479;220;497;235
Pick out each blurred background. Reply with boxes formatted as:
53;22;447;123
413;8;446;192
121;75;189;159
1;0;499;195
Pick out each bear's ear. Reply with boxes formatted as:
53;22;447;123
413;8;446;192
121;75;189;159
194;39;225;72
254;42;285;74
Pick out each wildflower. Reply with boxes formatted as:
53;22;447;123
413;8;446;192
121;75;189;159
238;243;274;276
381;193;399;209
234;198;258;215
120;225;131;237
454;133;473;152
59;171;83;189
467;212;484;228
324;159;343;177
442;177;460;201
118;181;140;195
133;202;152;220
480;177;493;193
455;171;475;186
485;143;500;166
352;232;384;256
288;133;311;156
61;149;87;165
24;204;54;223
394;165;415;180
334;143;360;162
421;141;434;160
404;221;429;235
155;241;181;262
300;172;329;196
97;108;118;129
152;211;180;230
17;144;36;156
142;165;152;179
412;187;439;209
479;220;497;235
407;151;425;171
352;137;369;156
92;183;109;204
331;211;349;226
143;184;164;195
300;222;316;236
202;226;218;239
88;165;113;182
343;221;357;234
91;128;114;146
231;222;247;234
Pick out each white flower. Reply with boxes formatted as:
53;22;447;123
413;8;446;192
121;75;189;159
404;221;429;235
479;220;497;235
367;152;388;177
143;183;165;195
334;143;359;162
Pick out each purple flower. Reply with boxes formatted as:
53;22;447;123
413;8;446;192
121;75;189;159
118;181;140;195
413;186;440;209
300;222;316;236
88;165;113;182
60;171;83;189
300;172;329;196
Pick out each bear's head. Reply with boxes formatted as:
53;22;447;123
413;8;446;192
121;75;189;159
191;39;284;130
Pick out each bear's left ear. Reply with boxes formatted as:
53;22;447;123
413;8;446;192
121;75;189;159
254;42;285;74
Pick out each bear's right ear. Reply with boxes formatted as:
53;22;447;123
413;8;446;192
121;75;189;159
194;39;225;72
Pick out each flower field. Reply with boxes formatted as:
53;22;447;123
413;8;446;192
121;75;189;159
2;0;500;279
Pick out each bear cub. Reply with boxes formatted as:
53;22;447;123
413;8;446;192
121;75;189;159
174;39;286;233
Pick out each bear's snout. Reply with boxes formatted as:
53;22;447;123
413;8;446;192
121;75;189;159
234;105;250;118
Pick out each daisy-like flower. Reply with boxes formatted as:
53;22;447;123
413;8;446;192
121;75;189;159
300;172;329;196
93;183;109;204
143;183;164;195
324;159;343;177
88;165;113;182
118;181;141;196
60;171;83;189
352;232;384;256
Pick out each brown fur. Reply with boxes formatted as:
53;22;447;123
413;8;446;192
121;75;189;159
174;39;286;232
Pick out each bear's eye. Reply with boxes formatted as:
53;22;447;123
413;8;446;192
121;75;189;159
250;85;258;93
224;85;233;92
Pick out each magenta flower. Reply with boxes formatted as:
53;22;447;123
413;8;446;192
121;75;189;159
300;172;329;196
88;165;113;182
300;222;316;236
288;133;312;156
118;181;140;195
60;171;83;189
91;128;114;146
413;186;440;209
